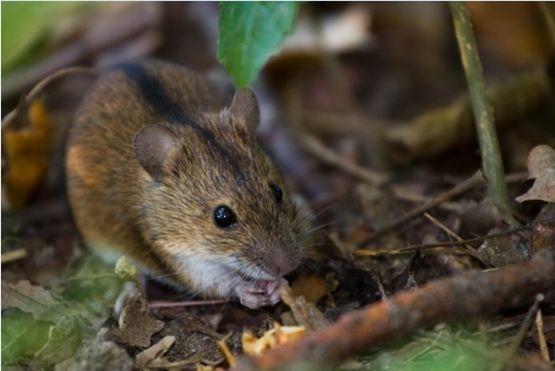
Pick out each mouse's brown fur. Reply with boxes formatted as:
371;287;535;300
66;60;309;306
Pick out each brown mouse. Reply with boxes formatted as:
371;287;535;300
66;60;310;309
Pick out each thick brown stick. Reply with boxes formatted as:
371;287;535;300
235;250;555;371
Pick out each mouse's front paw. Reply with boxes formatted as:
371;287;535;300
235;279;283;309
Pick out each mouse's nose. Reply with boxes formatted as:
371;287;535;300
273;251;297;276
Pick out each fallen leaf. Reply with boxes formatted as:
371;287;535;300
111;289;164;348
242;323;305;356
1;280;56;319
3;100;54;209
279;281;329;331
152;316;223;365
516;145;555;203
290;275;328;303
135;335;175;369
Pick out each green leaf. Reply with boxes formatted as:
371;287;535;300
217;1;298;87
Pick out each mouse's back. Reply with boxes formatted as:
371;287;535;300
66;60;224;272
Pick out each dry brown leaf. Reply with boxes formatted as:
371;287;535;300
290;275;328;303
280;282;329;331
242;323;305;357
135;335;175;369
3;100;54;209
1;280;56;319
112;289;164;348
516;145;555;203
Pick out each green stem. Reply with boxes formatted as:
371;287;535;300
450;2;515;224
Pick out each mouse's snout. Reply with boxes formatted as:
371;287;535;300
271;250;299;276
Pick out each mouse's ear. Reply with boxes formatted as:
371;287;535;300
133;124;178;182
229;87;260;131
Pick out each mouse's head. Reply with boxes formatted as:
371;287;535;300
133;88;310;287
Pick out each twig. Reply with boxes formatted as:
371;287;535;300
358;171;484;245
235;250;555;371
1;249;28;264
1;67;97;130
148;299;229;308
535;309;551;362
450;2;514;224
299;134;388;186
423;212;477;257
356;226;530;257
490;294;544;371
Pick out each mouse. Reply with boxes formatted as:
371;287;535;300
66;60;310;309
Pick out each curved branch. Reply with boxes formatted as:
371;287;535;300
235;250;555;370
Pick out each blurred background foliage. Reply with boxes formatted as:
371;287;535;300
2;2;86;73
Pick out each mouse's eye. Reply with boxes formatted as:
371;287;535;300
269;183;283;204
213;205;237;229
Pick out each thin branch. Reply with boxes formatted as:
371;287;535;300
450;2;514;224
148;299;229;309
535;309;551;362
235;250;555;370
355;226;530;257
358;171;484;246
1;67;96;130
490;294;544;371
423;212;477;257
299;134;388;186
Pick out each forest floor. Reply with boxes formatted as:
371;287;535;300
2;3;555;370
